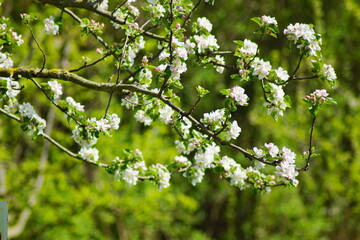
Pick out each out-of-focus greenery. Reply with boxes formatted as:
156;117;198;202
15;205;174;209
0;0;359;239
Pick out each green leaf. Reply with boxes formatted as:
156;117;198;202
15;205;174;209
250;17;262;26
196;86;210;97
284;95;292;108
324;97;337;105
233;40;243;46
220;89;230;95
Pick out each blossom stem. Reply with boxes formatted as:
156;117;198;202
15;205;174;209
298;116;316;171
26;24;46;76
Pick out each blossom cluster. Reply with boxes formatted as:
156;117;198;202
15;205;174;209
263;83;288;119
284;23;321;56
113;150;171;190
18;102;47;136
251;143;299;186
0;4;338;193
0;20;24;47
304;89;335;116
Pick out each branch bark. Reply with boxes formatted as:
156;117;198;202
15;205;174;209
39;0;167;42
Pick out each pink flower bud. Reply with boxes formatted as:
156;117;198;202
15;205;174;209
305;95;310;99
142;56;148;63
176;24;181;29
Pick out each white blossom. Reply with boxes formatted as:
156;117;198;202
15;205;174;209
0;52;13;69
95;118;110;132
4;77;20;98
170;58;187;76
224;120;241;141
251;58;272;80
253;147;265;158
187;166;205;186
261;15;278;25
44;16;59;35
159;105;174;124
194;34;219;54
313;89;329;98
134;110;152;126
219;156;239;172
109;114;121;130
79;147;99;162
121;167;139;186
121;94;138;109
322;64;336;82
4;100;18;114
275;67;289;81
214;55;225;73
175;140;189;155
264;142;279;157
133;160;147;171
275;160;298;185
154;164;171;190
156;64;168;72
10;30;24;45
72;126;98;147
174;156;191;167
197;17;213;32
151;4;166;19
201;108;226;129
194;143;220;169
48;80;62;101
112;9;127;29
229;167;247;187
284;23;321;56
159;51;170;61
33;115;46;135
282;147;296;163
18;103;37;119
174;46;188;60
66;97;85;112
240;39;258;56
264;83;288;118
229;86;249;106
254;161;265;170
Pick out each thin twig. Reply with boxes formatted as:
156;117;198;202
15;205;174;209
26;25;46;76
28;77;83;126
287;54;304;82
182;0;202;27
0;67;283;166
188;97;201;115
298;116;316;171
69;51;112;72
0;107;108;168
63;8;110;50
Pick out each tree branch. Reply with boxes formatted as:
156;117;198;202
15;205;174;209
39;0;167;42
0;67;274;166
0;107;108;168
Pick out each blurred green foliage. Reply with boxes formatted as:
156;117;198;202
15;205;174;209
0;0;359;239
